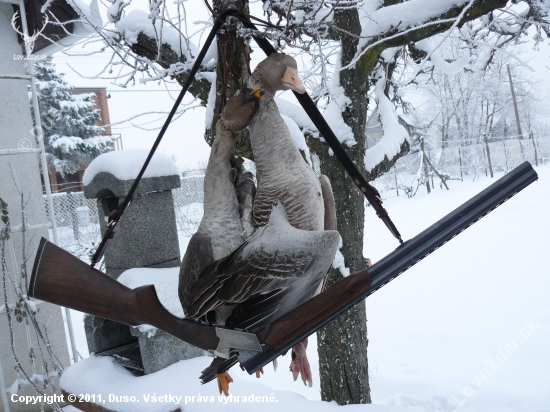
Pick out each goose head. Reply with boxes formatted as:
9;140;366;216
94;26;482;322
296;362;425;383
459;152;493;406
250;53;306;95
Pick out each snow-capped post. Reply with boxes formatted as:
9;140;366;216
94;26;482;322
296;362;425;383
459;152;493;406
83;150;182;278
82;150;201;372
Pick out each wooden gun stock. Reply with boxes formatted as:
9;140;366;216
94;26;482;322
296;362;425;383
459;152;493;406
30;239;220;352
240;161;538;373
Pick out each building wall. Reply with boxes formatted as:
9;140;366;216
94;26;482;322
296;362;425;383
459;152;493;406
72;87;112;135
0;5;71;411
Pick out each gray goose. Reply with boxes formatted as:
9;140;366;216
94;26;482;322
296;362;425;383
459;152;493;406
178;89;262;395
246;53;339;386
188;54;339;388
185;202;340;393
178;89;262;317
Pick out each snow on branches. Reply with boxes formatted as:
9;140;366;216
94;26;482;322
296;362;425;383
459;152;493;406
364;68;409;173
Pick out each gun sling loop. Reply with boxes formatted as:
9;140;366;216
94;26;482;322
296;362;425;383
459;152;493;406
90;9;402;268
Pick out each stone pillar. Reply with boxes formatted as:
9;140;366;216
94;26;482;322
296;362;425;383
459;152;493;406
132;328;205;374
83;159;203;373
84;172;181;279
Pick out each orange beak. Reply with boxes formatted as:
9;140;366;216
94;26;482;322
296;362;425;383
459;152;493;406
282;67;306;94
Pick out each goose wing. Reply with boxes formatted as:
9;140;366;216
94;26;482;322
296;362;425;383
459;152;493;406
185;204;340;321
178;232;215;315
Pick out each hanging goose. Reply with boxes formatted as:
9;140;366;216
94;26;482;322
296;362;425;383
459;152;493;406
185;54;339;391
246;52;339;386
178;88;264;395
179;88;262;317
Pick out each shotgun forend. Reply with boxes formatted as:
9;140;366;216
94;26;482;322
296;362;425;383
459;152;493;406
238;161;538;373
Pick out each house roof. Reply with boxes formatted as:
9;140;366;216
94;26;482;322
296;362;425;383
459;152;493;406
13;0;101;55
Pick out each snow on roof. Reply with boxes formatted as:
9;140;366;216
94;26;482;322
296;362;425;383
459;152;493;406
83;150;180;186
38;0;103;56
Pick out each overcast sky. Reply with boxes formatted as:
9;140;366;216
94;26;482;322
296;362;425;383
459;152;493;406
53;1;550;172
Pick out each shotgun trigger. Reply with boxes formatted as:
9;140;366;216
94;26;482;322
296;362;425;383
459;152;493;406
107;208;119;224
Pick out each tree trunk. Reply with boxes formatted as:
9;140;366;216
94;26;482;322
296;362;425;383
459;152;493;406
208;0;253;157
316;4;371;405
420;138;431;193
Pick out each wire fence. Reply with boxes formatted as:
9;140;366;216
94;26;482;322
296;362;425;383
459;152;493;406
44;174;210;266
372;135;550;198
44;137;548;262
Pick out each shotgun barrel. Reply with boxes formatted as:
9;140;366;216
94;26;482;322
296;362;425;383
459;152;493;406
240;161;538;373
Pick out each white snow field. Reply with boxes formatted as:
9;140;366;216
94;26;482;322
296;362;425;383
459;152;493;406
62;163;549;412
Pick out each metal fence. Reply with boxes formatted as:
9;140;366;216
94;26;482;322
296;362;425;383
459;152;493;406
45;138;548;261
173;175;205;237
372;134;550;198
44;174;209;265
437;136;548;179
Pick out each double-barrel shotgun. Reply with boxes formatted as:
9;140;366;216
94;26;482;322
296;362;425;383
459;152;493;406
30;161;538;374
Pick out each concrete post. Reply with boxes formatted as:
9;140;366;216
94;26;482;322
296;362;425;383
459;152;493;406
84;171;181;279
83;154;203;373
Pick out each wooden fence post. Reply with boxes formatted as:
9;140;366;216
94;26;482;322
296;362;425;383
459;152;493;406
503;140;509;172
458;146;464;182
421;137;431;193
421;137;449;190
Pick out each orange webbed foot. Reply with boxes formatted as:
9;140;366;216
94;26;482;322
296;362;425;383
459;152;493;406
255;367;264;378
217;371;233;396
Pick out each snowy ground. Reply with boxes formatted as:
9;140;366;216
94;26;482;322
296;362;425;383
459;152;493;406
63;163;550;412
